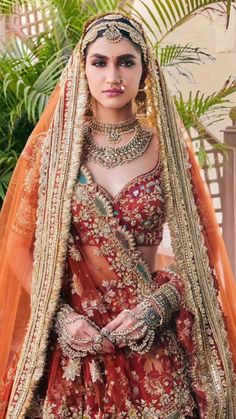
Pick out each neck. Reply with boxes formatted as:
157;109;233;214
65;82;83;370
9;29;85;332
93;102;134;123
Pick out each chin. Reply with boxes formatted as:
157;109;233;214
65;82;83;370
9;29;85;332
98;98;133;110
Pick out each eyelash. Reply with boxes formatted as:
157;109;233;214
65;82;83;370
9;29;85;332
92;60;135;68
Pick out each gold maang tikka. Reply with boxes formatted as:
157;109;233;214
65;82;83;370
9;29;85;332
82;16;148;129
81;19;148;64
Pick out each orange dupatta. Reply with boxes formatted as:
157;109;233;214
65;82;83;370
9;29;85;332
0;84;60;380
0;12;235;416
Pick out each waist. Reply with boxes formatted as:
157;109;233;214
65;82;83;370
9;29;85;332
81;243;159;274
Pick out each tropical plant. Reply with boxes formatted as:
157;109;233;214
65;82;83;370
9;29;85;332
174;78;236;129
0;0;235;205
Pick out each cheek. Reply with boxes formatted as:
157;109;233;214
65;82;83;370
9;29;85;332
85;66;100;93
125;71;142;94
124;65;142;86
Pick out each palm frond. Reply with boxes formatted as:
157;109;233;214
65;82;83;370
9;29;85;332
0;32;69;121
87;0;120;14
226;0;232;27
25;54;67;121
125;0;234;43
156;43;214;67
174;78;236;128
0;0;26;14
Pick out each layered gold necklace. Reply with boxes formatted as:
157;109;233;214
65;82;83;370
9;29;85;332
90;114;138;144
83;118;152;169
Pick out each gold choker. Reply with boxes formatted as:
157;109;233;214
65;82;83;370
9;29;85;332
83;123;152;169
90;114;139;144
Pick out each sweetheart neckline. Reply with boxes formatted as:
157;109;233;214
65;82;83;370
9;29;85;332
80;159;160;203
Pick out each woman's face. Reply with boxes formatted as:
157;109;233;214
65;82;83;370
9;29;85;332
85;36;143;111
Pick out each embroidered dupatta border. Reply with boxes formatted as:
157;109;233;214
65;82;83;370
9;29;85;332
5;23;235;417
147;51;235;416
7;45;88;417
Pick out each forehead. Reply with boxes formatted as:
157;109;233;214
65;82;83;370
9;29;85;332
86;36;141;58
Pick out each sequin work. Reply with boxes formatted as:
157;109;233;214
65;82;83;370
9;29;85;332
72;162;165;247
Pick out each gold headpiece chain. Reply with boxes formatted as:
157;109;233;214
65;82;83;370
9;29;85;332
81;19;148;64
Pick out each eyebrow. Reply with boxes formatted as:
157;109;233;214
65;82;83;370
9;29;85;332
89;53;137;60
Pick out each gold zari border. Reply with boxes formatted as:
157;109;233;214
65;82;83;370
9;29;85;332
147;43;235;416
6;13;236;418
7;43;88;417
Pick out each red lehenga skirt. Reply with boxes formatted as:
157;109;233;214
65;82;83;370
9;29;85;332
1;165;202;418
0;260;199;418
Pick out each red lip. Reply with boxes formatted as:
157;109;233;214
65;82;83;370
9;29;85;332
103;89;123;93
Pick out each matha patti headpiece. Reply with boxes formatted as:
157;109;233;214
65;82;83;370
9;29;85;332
81;16;148;64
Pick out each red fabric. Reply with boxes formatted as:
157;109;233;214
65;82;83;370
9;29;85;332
75;163;165;247
40;271;197;417
38;167;203;417
0;168;200;418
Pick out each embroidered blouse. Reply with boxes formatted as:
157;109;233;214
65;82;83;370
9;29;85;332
72;162;165;247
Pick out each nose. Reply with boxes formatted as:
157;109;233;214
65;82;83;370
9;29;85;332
106;64;121;85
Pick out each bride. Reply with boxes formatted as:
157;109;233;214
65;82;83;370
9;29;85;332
0;12;235;418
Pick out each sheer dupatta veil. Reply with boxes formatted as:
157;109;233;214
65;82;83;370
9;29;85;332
0;12;235;418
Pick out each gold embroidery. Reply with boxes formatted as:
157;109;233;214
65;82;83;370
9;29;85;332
62;358;82;382
71;274;83;296
149;52;236;415
89;359;103;384
72;166;158;299
7;11;235;418
7;47;88;417
12;133;46;237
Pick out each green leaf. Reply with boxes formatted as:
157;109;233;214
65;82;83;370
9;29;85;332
126;0;234;42
157;43;214;67
174;78;236;128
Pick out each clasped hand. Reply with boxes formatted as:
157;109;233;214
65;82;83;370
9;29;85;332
65;305;146;355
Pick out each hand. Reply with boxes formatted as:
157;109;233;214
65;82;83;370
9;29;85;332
65;311;115;355
102;306;147;348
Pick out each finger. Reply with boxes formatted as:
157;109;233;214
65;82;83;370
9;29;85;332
101;337;115;354
104;314;124;331
128;327;147;342
112;320;135;333
117;342;127;348
84;329;115;353
67;321;98;340
78;323;99;338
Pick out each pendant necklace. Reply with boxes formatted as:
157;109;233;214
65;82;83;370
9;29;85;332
90;114;139;144
83;122;152;169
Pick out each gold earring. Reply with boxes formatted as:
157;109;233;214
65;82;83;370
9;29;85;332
135;86;147;117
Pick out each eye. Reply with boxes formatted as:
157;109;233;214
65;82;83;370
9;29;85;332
91;60;106;67
119;60;135;67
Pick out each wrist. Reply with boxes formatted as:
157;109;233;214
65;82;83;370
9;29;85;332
55;303;102;359
144;283;181;327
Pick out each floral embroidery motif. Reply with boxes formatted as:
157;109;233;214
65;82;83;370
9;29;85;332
2;160;198;418
42;165;197;417
89;359;103;384
12;133;46;237
37;333;195;417
62;358;82;381
71;164;167;297
75;163;165;247
68;233;82;261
